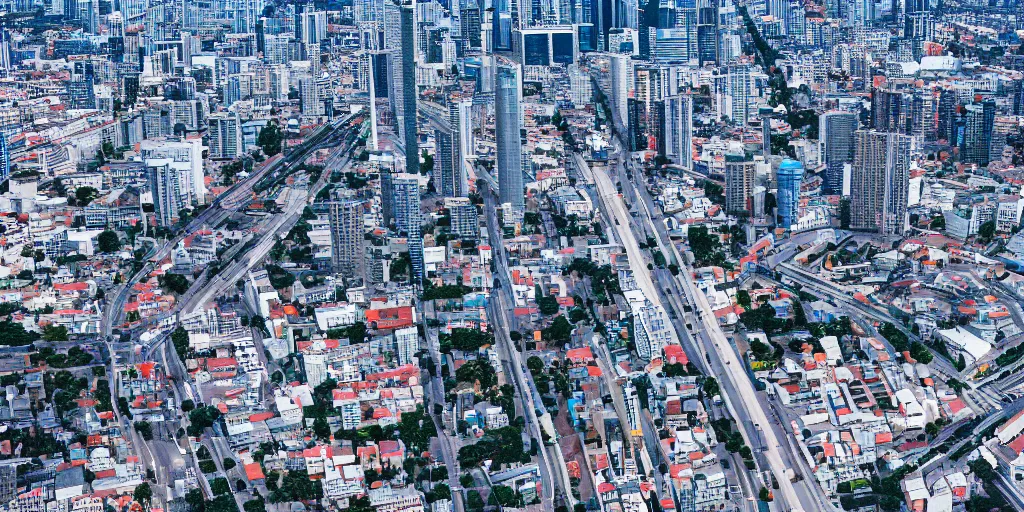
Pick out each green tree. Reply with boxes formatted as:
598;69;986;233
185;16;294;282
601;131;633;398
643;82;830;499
210;477;230;496
134;421;153;440
42;325;69;341
489;485;521;507
243;499;266;512
839;198;851;229
455;359;497;389
687;226;726;267
159;273;190;294
222;457;236;471
97;230;121;253
543;315;573;343
134;482;153;508
978;220;996;241
466;490;485;512
703;377;720;397
258;121;284;156
75;186;99;206
537;295;560;315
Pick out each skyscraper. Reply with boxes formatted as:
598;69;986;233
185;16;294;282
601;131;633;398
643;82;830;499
960;100;995;167
392;173;424;282
937;88;958;144
724;152;755;216
329;200;366;281
696;0;717;65
208;112;242;159
850;131;915;236
727;64;752;125
446;197;480;240
819;111;857;195
147;160;187;227
0;133;9;184
663;94;693;170
433;93;469;197
400;1;420;175
776;159;804;229
495;63;525;212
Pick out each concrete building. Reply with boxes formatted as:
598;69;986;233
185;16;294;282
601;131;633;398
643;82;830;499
819;111;857;195
495;62;525;213
724;151;755;216
850;131;914;236
329;200;366;282
776;159;804;229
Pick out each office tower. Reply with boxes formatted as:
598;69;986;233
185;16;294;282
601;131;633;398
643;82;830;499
991;116;1016;164
696;0;717;65
848;0;874;26
629;66;665;153
776;159;804;229
446;197;480;240
902;0;930;39
724;152;755;215
0;133;8;183
638;0;656;60
937;89;958;144
434;94;469;197
960;100;995;167
392;173;424;282
66;61;96;109
400;2;420;175
298;10;328;45
147;160;187;227
208;113;242;159
329;200;366;281
727;64;752;125
298;74;325;116
871;89;905;133
495;63;525;212
461;6;482;48
394;326;419;365
850;131;914;236
819;111;857;195
140;138;207;205
608;54;631;130
664;95;693;169
380;168;395;228
434;128;458;197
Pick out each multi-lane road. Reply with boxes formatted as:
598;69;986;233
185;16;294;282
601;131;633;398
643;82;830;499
481;183;574;510
579;135;837;512
98;114;362;509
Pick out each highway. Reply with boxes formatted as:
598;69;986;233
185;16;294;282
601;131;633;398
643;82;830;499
98;113;363;509
481;184;573;510
582;137;827;512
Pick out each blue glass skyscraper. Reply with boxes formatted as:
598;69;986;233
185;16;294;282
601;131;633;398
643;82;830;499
776;159;804;230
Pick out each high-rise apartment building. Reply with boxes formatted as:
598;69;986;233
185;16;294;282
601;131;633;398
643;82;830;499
960;100;995;167
664;94;693;170
819;111;857;195
495;63;525;212
140;138;207;205
446;197;479;240
724;152;755;216
208;112;242;159
329;200;366;281
147;159;189;227
726;64;752;125
776;159;804;229
392;173;424;282
400;2;420;175
850;131;915;236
